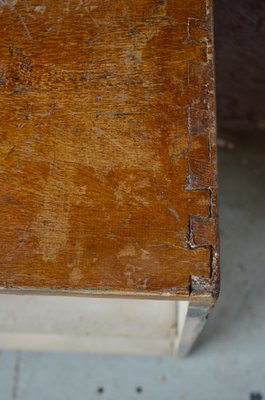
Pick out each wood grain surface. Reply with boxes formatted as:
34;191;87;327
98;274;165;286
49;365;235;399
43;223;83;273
0;0;219;299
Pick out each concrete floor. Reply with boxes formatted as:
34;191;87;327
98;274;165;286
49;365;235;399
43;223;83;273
0;129;264;400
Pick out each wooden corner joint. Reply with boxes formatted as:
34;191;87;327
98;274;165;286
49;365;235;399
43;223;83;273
188;213;219;301
187;181;219;301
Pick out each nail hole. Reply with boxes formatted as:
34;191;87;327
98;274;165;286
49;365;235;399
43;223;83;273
97;387;104;394
136;386;143;394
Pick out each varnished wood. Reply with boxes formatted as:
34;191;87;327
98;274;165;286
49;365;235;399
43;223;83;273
0;0;219;299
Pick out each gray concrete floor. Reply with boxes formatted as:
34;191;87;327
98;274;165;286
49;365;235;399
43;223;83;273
0;129;264;400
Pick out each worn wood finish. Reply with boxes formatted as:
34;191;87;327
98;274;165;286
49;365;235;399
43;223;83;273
0;0;218;299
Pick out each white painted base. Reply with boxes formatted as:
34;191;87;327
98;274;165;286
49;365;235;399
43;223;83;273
0;296;178;355
0;295;209;356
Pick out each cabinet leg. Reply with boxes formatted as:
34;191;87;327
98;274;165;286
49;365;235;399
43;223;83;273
175;297;213;357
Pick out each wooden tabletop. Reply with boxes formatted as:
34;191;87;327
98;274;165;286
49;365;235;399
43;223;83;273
0;0;219;300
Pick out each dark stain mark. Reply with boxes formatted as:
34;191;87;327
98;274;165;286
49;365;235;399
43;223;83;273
20;60;33;74
100;72;115;79
250;393;263;400
129;27;139;35
43;27;55;33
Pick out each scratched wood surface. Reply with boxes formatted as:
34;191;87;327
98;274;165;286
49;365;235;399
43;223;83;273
0;0;219;299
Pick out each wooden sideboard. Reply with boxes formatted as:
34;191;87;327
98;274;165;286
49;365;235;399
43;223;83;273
0;0;219;356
